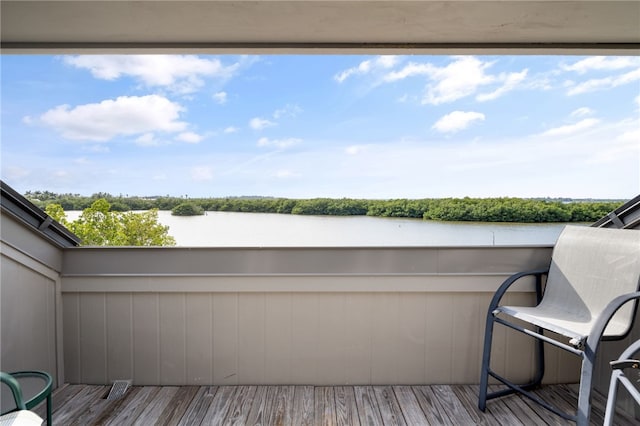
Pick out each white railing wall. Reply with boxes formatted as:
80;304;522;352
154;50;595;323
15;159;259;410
61;245;587;386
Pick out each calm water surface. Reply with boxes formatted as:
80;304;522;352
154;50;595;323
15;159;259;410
68;210;569;246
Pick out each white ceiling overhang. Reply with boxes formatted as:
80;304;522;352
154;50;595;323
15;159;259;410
1;1;639;54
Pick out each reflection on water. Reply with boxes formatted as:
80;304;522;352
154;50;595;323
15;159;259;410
81;210;569;247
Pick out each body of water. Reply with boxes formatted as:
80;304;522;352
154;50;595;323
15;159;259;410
67;210;570;246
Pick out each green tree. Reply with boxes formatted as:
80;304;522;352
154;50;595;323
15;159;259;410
58;199;175;246
171;202;204;216
120;210;176;246
44;203;69;226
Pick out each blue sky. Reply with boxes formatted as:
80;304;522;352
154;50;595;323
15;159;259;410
1;54;638;199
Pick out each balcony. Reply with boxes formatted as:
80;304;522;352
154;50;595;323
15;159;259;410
2;187;640;424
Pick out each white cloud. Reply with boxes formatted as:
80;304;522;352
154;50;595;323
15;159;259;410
423;57;498;105
432;111;485;133
561;56;640;74
191;166;214;182
40;95;187;141
541;118;600;137
567;68;640;95
382;57;530;104
334;56;401;83
63;55;240;94
249;117;276;130
257;137;302;149
135;133;163;147
570;107;595;118
176;132;204;144
224;126;239;134
383;63;434;83
213;91;228;104
22;116;34;125
476;69;528;102
273;104;303;119
345;145;365;155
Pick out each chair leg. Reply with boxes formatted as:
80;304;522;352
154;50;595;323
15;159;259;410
46;393;52;425
479;318;546;411
576;349;596;426
478;311;495;411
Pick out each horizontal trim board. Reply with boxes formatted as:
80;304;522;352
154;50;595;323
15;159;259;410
61;274;536;293
62;246;553;276
1;241;61;281
3;42;640;55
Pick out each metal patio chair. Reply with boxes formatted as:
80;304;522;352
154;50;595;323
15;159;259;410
0;371;52;425
478;225;640;425
604;339;640;426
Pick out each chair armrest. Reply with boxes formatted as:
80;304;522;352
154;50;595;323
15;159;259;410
586;291;640;351
0;372;27;411
489;269;549;314
8;371;53;411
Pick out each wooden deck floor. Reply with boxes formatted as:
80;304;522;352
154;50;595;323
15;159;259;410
36;383;636;425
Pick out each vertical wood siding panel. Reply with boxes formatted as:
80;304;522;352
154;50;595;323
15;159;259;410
397;293;427;385
106;293;133;382
79;292;107;384
212;293;238;385
343;293;373;384
290;293;319;384
371;292;400;384
1;255;60;390
133;293;160;385
62;293;80;383
450;294;482;384
424;293;453;384
237;293;266;384
185;293;213;385
159;293;187;385
315;293;347;385
265;293;293;384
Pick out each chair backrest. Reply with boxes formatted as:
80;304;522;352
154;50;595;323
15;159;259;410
541;225;640;337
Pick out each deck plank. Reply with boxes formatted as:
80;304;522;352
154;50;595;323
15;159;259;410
176;386;218;426
91;386;144;425
245;385;270;425
315;386;337;426
412;385;453;426
52;385;109;425
133;386;179;425
267;386;295;426
200;385;238;424
42;383;638;425
353;386;384;426
292;385;315;426
102;386;160;426
451;385;502;426
34;383;84;418
372;386;406;426
157;386;200;426
220;386;258;426
392;386;428;426
430;384;477;425
334;386;360;426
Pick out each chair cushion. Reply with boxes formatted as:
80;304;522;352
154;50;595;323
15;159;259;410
0;410;43;426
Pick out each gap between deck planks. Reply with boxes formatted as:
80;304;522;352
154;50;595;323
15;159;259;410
38;384;637;425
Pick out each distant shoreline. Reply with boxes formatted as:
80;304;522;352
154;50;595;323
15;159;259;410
30;192;624;224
